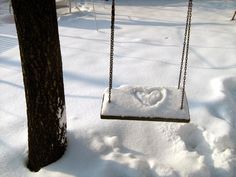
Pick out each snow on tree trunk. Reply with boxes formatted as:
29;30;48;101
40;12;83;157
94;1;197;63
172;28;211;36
11;0;67;172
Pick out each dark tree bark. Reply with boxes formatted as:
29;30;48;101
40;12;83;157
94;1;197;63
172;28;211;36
11;0;67;172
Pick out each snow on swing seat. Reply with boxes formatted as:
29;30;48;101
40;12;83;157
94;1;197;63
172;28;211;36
101;86;190;123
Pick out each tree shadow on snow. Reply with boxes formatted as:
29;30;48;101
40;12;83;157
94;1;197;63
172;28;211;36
0;35;18;54
194;0;236;11
115;0;187;7
0;79;23;89
58;11;231;31
58;12;113;30
65;94;100;100
116;18;230;28
117;0;236;10
63;70;121;88
189;48;236;70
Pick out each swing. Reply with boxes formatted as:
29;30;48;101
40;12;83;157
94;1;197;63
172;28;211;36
101;0;193;123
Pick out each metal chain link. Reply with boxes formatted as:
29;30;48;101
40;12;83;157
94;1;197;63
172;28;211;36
180;0;193;109
108;0;115;103
178;0;192;89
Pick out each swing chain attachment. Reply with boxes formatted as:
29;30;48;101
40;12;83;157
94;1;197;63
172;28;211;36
108;0;115;103
178;0;193;109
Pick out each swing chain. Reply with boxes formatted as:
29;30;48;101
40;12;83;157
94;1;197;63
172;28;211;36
178;0;191;89
108;0;193;108
179;0;193;109
108;0;115;103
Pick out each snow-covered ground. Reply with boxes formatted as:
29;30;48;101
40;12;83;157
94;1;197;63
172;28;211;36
1;0;236;177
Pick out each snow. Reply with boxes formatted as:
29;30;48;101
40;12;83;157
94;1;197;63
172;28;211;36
101;86;190;121
57;99;67;128
57;102;67;144
1;0;236;177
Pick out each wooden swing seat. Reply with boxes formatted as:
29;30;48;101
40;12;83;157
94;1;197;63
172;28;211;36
101;86;190;123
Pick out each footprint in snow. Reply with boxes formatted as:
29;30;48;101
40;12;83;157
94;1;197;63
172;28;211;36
89;134;155;177
177;124;212;155
90;136;119;155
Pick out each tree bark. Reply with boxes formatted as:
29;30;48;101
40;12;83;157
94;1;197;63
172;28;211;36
11;0;67;172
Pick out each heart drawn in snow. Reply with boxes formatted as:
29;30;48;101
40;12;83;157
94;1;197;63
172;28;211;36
134;88;165;106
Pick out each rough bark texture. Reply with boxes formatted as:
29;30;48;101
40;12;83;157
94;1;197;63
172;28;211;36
11;0;67;172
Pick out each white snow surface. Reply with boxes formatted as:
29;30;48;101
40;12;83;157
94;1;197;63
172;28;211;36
101;86;190;120
1;0;236;177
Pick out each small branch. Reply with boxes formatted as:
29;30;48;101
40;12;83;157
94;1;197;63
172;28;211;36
231;11;236;21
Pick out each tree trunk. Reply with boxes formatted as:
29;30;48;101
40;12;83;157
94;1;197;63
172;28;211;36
11;0;67;172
